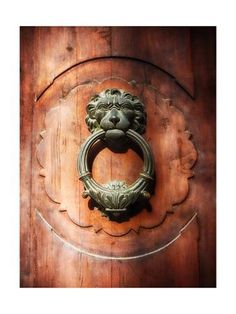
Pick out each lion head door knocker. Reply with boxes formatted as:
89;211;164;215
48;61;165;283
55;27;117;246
78;89;155;220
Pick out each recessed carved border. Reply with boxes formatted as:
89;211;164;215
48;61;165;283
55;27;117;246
36;78;197;236
36;208;198;259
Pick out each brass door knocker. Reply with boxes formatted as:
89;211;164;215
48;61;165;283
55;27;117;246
78;89;155;219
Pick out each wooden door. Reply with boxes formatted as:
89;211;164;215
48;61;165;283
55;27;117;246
20;27;216;287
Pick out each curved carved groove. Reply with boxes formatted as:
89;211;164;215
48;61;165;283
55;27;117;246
36;80;197;236
36;208;198;260
36;56;194;102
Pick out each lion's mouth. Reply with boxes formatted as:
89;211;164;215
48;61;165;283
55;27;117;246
105;129;126;141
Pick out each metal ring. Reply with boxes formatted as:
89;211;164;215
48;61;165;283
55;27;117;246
78;129;155;214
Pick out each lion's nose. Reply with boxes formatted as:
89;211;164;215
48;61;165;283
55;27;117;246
109;110;120;125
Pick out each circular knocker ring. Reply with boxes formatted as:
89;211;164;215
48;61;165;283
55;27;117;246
78;129;154;215
77;88;155;219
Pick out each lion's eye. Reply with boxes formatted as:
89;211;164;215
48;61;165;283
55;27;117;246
121;103;133;110
87;105;96;118
97;103;109;110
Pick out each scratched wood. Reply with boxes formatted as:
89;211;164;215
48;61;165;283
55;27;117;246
20;27;216;287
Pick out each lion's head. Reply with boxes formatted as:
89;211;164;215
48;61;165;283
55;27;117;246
85;89;147;140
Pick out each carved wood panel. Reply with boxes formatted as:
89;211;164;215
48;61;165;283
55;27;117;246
33;58;197;257
21;27;216;287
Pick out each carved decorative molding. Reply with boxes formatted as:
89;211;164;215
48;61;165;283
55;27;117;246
36;83;197;236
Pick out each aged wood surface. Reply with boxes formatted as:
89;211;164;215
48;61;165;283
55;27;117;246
20;27;216;287
32;27;194;98
20;28;35;286
190;28;216;287
33;211;199;287
35;60;197;238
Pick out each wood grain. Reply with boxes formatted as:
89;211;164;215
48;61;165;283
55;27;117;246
33;210;199;287
20;28;35;286
35;63;197;238
32;27;194;99
20;27;216;287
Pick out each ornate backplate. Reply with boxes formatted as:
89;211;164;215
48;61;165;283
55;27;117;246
33;58;197;258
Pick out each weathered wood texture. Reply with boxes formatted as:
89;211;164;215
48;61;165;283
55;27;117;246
20;27;216;287
32;27;194;98
20;28;35;286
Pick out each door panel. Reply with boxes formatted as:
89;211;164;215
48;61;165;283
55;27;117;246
32;27;194;98
20;27;216;287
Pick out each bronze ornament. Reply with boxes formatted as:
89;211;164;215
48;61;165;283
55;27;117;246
78;89;155;220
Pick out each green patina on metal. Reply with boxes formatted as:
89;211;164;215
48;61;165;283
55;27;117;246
77;89;155;220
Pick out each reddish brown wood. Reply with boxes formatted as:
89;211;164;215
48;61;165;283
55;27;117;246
20;28;35;286
32;27;194;98
190;28;216;287
35;61;197;238
33;212;199;287
112;27;194;96
20;27;216;287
